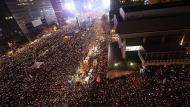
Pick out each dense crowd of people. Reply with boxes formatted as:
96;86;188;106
84;64;190;107
0;19;97;106
0;19;190;107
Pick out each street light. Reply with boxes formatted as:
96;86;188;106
129;62;135;66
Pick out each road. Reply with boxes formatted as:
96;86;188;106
0;19;108;106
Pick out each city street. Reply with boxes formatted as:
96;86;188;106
1;0;190;107
0;17;189;107
0;18;109;106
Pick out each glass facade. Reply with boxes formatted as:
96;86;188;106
0;0;27;56
5;0;58;39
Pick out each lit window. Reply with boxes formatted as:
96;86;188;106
17;0;32;5
17;2;29;6
5;16;13;20
114;63;119;67
129;62;135;66
180;34;185;46
126;46;144;51
131;0;143;2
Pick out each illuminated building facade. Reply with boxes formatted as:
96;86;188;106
50;0;67;26
109;0;190;69
5;0;58;40
109;0;144;27
0;0;27;56
110;0;144;11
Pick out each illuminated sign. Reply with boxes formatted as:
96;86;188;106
126;46;144;51
32;19;42;27
5;16;13;20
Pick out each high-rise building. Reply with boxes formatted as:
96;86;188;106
109;0;144;27
110;0;144;11
50;0;67;26
5;0;58;40
0;0;27;56
109;0;190;68
109;0;184;27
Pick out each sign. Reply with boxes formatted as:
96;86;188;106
32;19;42;27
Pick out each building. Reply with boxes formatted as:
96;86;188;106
109;0;190;69
110;0;145;27
50;0;68;26
5;0;58;40
0;0;27;56
109;0;184;27
110;0;145;11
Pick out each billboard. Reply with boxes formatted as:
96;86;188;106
32;19;42;27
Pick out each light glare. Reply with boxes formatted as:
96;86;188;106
102;0;110;9
65;2;75;11
130;62;135;66
126;46;144;51
87;4;92;10
114;63;119;67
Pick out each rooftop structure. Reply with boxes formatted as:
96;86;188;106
0;0;27;56
5;0;58;40
109;0;190;69
50;0;68;26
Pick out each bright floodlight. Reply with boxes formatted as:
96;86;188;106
102;0;110;9
65;2;75;11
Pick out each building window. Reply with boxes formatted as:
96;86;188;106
5;16;13;20
17;0;33;2
17;0;33;6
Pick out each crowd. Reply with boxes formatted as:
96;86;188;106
0;18;190;107
0;19;97;106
